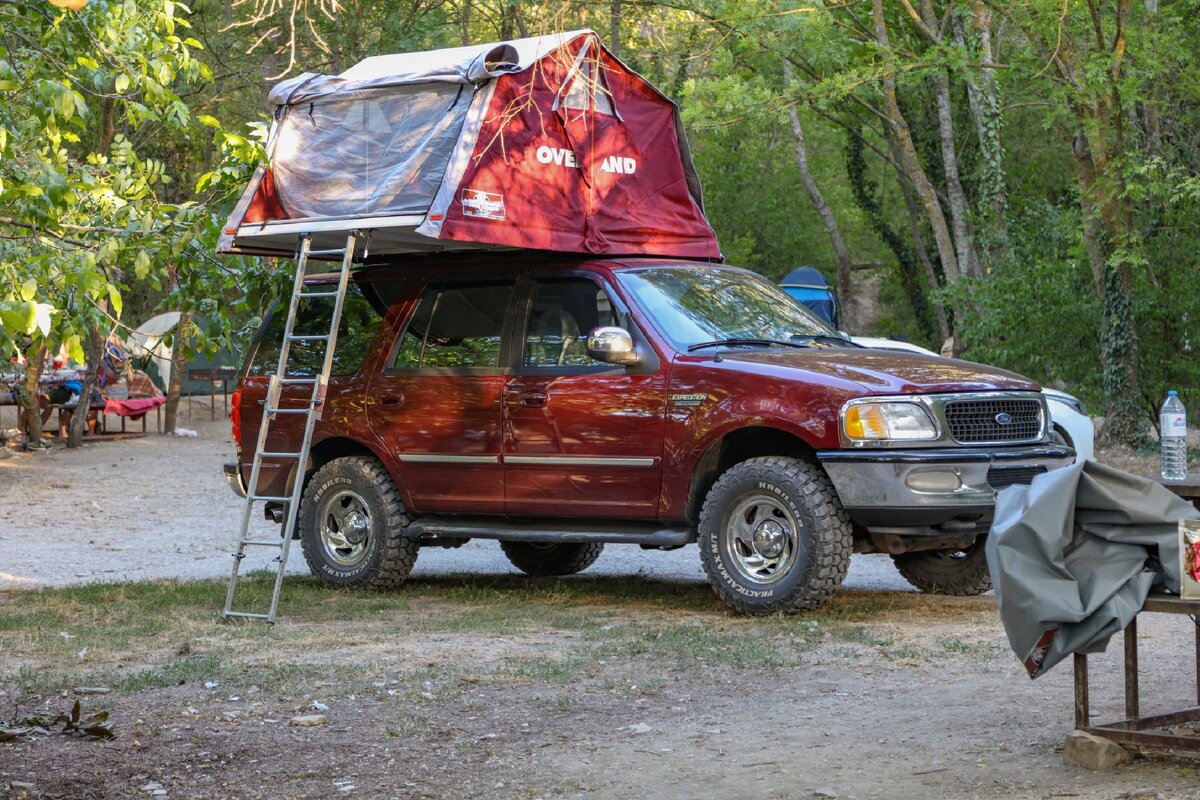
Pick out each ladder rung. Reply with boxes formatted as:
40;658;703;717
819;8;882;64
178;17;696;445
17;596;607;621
299;291;339;299
224;611;273;621
259;451;303;459
266;408;313;415
307;248;348;256
240;540;284;548
272;377;317;384
249;495;291;503
287;334;330;342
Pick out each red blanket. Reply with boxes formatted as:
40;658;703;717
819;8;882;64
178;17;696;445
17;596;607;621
104;396;166;419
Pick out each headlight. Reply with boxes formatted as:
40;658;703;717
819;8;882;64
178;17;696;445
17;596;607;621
842;401;939;443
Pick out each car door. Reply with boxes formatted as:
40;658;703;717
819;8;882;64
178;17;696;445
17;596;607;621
503;272;667;518
367;276;518;514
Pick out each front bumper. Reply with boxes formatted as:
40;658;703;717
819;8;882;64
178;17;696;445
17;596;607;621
223;462;247;498
817;444;1073;532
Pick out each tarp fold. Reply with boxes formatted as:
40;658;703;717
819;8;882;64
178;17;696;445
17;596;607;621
987;460;1196;678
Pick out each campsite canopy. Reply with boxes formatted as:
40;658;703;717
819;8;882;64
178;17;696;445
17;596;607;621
780;267;838;328
218;30;719;261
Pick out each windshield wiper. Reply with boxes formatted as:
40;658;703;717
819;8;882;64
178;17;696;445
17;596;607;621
788;334;859;347
686;338;809;352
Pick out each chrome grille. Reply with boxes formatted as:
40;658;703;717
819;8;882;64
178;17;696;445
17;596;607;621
944;397;1043;443
987;465;1048;489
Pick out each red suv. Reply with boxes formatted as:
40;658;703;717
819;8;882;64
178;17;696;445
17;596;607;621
226;254;1071;615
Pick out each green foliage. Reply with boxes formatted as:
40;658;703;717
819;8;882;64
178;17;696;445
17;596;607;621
0;0;210;356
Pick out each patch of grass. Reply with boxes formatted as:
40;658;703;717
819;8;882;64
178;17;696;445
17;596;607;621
1;573;1006;698
829;624;892;648
587;622;791;670
937;637;1003;660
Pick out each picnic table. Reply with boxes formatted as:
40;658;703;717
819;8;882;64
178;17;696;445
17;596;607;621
2;367;164;437
1068;475;1200;754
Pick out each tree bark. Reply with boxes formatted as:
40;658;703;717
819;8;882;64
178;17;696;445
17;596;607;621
783;61;856;330
1069;131;1107;298
19;342;46;446
916;0;980;279
931;68;980;279
957;0;1008;261
610;0;621;56
871;0;962;286
163;311;193;434
67;327;105;448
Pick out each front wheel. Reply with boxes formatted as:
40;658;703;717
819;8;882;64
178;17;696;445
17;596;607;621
698;457;852;616
890;536;992;595
500;541;604;576
299;456;418;589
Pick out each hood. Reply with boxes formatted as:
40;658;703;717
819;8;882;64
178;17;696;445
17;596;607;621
701;346;1039;395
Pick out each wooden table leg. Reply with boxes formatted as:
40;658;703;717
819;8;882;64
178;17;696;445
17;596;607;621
1074;652;1089;728
1125;616;1139;723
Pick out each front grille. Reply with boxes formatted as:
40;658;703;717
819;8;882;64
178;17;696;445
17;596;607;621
987;465;1048;490
944;397;1043;443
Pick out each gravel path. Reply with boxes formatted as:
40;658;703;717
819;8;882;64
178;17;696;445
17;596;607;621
1;409;913;592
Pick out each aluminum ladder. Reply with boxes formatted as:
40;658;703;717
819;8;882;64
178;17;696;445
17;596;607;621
223;230;365;623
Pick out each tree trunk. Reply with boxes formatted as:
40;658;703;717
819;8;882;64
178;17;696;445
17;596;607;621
1069;131;1107;298
871;0;962;287
610;0;622;56
19;342;46;446
163;311;193;434
783;61;856;330
67;327;106;448
956;1;1008;261
844;128;942;342
931;69;980;279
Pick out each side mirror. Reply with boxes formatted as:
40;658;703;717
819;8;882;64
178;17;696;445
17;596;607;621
586;326;639;366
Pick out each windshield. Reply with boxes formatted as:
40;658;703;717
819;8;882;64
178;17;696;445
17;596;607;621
616;266;844;352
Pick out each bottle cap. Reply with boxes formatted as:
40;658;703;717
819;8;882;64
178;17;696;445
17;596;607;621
1169;390;1179;397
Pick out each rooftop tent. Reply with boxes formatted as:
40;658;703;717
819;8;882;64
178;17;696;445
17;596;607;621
780;266;839;329
218;31;720;261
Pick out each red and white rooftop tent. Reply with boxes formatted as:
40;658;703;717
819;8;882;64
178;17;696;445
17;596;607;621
218;30;720;260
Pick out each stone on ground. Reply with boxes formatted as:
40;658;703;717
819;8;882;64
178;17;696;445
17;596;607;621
1062;729;1129;770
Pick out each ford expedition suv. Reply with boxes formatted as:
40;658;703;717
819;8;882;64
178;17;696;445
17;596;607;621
225;255;1072;615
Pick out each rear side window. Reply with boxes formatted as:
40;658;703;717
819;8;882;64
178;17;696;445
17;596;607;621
391;281;515;369
249;282;385;377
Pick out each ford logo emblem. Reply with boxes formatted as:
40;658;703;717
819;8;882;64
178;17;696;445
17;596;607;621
995;412;1014;426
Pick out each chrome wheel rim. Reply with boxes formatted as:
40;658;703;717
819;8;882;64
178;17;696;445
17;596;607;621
724;494;802;585
318;489;372;567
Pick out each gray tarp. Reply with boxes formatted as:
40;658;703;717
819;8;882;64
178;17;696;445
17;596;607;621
987;460;1196;679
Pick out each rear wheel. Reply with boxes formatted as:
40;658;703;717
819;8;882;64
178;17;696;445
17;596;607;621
299;456;418;589
890;536;992;595
500;541;604;576
698;456;852;615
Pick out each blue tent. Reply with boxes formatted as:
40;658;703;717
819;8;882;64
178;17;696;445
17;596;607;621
781;267;839;328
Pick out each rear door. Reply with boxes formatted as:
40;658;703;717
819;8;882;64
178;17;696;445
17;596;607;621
502;272;667;518
366;276;518;514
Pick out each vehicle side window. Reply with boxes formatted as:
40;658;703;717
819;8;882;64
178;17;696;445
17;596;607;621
249;282;381;377
524;278;620;368
391;282;514;369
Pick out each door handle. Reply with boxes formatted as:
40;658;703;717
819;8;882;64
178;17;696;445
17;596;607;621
379;394;404;407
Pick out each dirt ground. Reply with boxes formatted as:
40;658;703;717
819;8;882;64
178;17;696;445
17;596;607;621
1;406;1198;800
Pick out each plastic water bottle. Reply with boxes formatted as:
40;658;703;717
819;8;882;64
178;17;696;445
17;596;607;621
1160;390;1188;480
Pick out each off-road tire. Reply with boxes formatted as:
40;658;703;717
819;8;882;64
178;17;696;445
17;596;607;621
698;456;852;616
299;456;418;590
890;536;992;596
499;541;604;577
